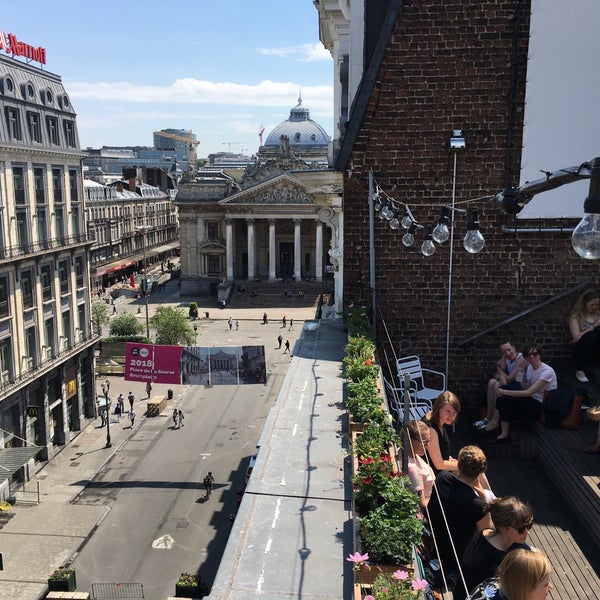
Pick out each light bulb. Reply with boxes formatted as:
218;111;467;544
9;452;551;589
463;209;485;253
420;227;436;256
432;222;450;244
572;213;600;259
374;199;383;212
402;231;415;246
383;205;393;221
390;213;400;229
463;230;485;253
401;214;412;229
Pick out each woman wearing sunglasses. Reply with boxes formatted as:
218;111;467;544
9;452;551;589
461;496;533;598
467;548;553;600
489;345;557;444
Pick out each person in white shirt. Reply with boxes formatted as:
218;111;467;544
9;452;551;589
490;345;557;443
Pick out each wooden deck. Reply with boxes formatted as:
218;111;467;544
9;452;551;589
455;412;600;600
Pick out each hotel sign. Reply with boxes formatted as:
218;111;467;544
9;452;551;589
0;30;46;65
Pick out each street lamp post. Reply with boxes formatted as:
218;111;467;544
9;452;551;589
193;324;198;345
135;226;152;339
100;378;111;448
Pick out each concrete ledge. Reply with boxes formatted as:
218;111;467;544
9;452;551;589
46;592;90;599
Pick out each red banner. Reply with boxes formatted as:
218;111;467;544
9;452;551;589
124;343;154;382
153;345;183;384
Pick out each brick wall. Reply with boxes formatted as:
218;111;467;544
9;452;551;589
342;0;599;411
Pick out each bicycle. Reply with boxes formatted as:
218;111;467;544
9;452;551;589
203;472;215;499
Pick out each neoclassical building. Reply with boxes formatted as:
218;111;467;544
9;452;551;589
176;100;343;311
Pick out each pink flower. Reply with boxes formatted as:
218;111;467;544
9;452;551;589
364;596;375;600
346;551;369;564
411;578;429;591
393;570;410;581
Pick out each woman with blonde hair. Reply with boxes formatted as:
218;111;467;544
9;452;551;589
467;548;553;600
406;420;435;508
568;288;600;383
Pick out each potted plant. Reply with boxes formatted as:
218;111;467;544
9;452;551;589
188;302;199;320
47;566;76;592
176;572;201;598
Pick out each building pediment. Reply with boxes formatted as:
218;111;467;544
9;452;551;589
219;174;314;206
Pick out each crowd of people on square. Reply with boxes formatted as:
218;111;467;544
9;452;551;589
400;301;600;600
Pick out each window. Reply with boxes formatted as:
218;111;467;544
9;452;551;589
58;260;69;295
62;310;71;348
5;107;22;140
71;205;80;237
55;208;65;243
0;277;9;318
74;256;84;288
34;167;46;203
46;116;59;145
207;222;219;240
37;209;48;247
25;327;36;369
16;209;29;252
208;255;220;274
13;166;25;204
69;169;79;202
44;318;55;358
0;338;13;384
52;168;63;203
27;111;42;142
63;120;76;147
40;265;52;301
20;270;34;309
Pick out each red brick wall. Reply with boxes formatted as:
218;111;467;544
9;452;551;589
342;0;599;410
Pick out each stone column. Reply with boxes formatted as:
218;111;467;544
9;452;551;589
197;218;204;275
268;220;276;281
294;219;301;281
247;219;255;280
315;221;323;281
225;220;233;281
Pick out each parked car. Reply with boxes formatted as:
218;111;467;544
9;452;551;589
245;454;257;483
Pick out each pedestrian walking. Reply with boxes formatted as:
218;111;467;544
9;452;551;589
177;410;185;428
203;472;215;498
282;316;287;328
117;393;125;414
173;408;178;428
262;312;268;324
284;340;290;354
128;408;136;428
112;304;117;315
277;334;283;349
288;318;293;331
115;403;122;422
235;320;239;330
100;406;107;427
146;381;152;398
228;317;233;330
128;391;135;410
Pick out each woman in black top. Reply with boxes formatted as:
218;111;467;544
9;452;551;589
462;496;533;599
424;391;461;474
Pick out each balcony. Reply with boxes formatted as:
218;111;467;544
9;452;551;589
0;233;91;264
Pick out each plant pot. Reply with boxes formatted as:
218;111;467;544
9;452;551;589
48;569;76;592
354;561;413;585
175;582;201;598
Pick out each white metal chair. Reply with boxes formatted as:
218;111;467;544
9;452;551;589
395;355;446;405
383;377;431;422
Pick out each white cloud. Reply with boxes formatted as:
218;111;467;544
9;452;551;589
67;79;333;111
257;42;331;62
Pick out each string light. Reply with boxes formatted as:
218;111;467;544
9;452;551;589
463;209;485;253
421;226;436;256
432;206;450;243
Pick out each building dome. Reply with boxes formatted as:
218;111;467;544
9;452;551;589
264;96;330;148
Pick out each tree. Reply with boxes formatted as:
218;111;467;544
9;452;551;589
109;313;144;338
91;300;109;335
188;302;199;320
151;306;195;345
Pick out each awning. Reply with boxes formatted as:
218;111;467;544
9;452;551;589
0;446;41;479
147;241;180;257
95;253;145;277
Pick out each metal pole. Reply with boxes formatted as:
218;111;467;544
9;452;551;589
143;233;150;339
368;171;376;339
401;373;411;475
445;152;457;386
102;379;111;448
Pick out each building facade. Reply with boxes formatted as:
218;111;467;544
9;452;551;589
84;175;179;288
317;1;600;404
0;51;96;496
176;101;343;310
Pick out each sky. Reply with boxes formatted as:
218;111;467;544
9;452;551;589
1;0;334;158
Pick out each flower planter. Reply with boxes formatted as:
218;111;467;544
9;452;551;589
175;582;201;598
354;561;413;585
48;569;76;592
